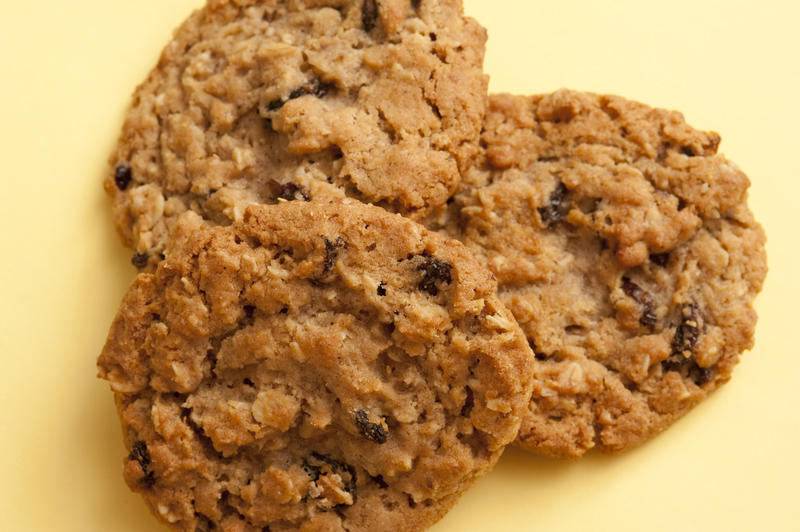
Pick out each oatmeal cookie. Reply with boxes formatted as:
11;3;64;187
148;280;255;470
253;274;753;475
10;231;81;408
98;200;533;530
106;0;488;270
436;90;767;457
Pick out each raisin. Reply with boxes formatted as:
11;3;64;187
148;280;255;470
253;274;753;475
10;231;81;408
537;156;559;163
267;98;284;112
129;440;155;486
377;283;387;296
681;145;696;157
277;182;310;202
267;79;330;112
114;165;132;190
650;253;670;267
621;277;658;329
131;252;149;269
323;237;348;273
129;440;151;468
662;303;711;385
362;0;378;32
663;358;715;387
537;182;569;225
416;256;453;296
692;365;714;386
354;410;388;444
671;303;702;357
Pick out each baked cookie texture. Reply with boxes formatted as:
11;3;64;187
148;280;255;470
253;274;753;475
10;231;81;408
436;90;767;457
98;201;534;531
106;0;488;269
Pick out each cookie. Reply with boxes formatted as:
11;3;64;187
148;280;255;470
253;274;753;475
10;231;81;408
97;200;533;531
435;90;767;457
106;0;488;270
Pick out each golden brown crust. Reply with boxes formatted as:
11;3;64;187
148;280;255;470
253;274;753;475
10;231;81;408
106;0;488;269
98;200;534;530
437;90;767;457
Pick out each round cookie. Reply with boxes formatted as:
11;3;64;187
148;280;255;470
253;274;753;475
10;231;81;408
436;90;767;457
106;0;488;269
97;200;533;531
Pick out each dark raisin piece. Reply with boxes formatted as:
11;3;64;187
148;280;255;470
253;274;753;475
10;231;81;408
460;387;474;417
681;145;696;157
267;79;330;112
277;182;310;202
130;440;155;486
377;283;387;296
691;365;714;386
650;253;670;267
131;252;149;269
323;237;348;273
662;303;708;381
279;306;289;314
354;410;388;444
537;182;569;225
663;358;714;387
416;256;453;296
129;440;151;468
671;303;702;357
537;156;559;163
362;0;378;32
114;164;132;190
244;305;255;319
621;277;658;329
429;32;437;41
267;98;284;111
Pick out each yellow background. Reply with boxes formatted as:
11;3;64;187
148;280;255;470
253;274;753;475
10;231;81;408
1;0;798;530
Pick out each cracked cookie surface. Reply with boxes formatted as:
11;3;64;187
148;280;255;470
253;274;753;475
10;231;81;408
435;90;767;457
98;200;533;531
106;0;488;270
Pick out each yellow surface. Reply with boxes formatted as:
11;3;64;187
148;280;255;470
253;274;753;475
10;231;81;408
1;0;797;530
